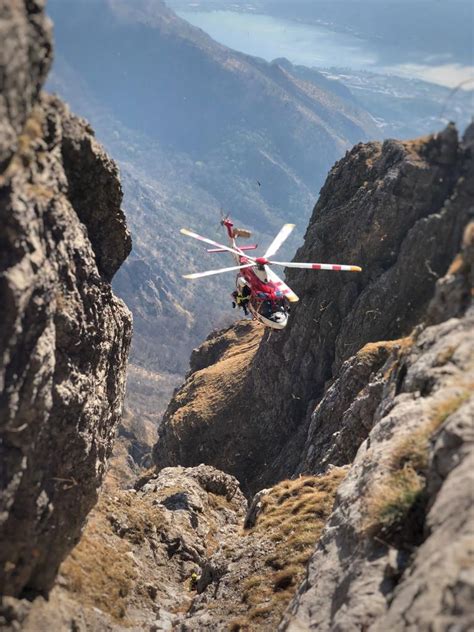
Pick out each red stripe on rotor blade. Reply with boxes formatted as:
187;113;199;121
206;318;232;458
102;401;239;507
332;265;342;271
239;245;258;251
312;264;321;270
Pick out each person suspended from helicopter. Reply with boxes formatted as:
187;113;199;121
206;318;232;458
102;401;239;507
231;277;251;315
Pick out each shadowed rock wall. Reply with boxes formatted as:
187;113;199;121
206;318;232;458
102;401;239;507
0;0;132;596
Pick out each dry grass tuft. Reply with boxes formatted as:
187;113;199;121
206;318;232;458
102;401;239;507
365;466;425;537
256;471;346;535
109;491;165;545
1;106;46;181
60;491;164;621
60;502;136;620
356;338;410;363
390;390;471;475
6;106;46;173
208;491;234;511
249;604;274;621
433;345;457;367
272;565;300;592
235;468;346;627
365;389;471;538
17;113;44;156
229;619;251;631
430;391;471;428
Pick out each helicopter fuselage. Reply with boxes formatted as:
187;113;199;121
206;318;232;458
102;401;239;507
224;221;290;329
182;217;361;331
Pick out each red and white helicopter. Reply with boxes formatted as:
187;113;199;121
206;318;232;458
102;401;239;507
181;218;362;330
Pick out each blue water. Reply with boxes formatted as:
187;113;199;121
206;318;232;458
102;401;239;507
177;9;474;89
178;10;376;69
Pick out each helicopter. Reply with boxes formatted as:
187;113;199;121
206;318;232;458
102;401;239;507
181;217;362;330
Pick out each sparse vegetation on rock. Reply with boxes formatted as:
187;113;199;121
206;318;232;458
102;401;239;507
1;2;472;629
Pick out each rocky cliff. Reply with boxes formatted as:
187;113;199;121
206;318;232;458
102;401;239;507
146;124;473;629
154;123;473;496
280;229;473;630
1;4;472;628
2;465;247;630
3;114;472;628
0;0;132;599
11;221;470;631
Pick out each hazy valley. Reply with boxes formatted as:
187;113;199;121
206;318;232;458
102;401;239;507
1;1;473;630
46;0;473;451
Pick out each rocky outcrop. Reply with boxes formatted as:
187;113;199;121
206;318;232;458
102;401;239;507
154;320;264;490
295;338;410;476
0;0;52;170
59;103;132;281
154;124;473;495
181;467;348;631
1;465;247;630
0;1;132;598
2;464;351;632
280;225;474;631
295;216;474;481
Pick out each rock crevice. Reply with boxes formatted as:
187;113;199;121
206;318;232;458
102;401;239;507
154;124;473;496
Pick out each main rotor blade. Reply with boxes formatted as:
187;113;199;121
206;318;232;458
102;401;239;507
265;265;299;303
183;263;255;280
264;223;295;258
269;261;362;272
180;228;253;260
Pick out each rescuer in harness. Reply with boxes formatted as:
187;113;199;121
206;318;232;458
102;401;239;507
231;278;251;316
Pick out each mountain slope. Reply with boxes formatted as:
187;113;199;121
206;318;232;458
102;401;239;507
47;0;473;442
154;123;473;495
45;0;380;394
9;147;472;631
280;225;474;630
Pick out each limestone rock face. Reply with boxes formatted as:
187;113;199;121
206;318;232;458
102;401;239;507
280;237;474;630
0;2;132;597
295;217;474;482
0;0;52;169
180;468;348;631
154;124;473;495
